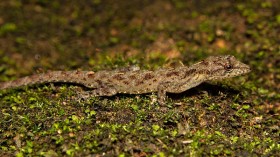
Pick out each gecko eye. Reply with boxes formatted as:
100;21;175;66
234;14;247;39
224;64;232;71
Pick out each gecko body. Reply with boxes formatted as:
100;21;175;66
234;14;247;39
0;55;250;105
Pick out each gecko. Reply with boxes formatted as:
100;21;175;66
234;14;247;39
0;55;250;105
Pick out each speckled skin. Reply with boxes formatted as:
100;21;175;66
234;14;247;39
0;55;250;105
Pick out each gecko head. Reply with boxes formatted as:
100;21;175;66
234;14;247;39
201;55;251;80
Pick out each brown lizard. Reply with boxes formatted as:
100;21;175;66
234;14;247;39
0;55;250;105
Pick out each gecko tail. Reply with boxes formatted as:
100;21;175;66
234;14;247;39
0;71;89;90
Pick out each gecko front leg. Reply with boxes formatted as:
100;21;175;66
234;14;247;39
77;83;118;101
157;80;204;105
157;82;174;106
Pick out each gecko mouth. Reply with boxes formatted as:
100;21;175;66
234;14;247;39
236;62;251;73
231;66;251;77
241;66;251;73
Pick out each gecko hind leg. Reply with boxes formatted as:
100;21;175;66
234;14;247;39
77;86;118;101
157;82;174;106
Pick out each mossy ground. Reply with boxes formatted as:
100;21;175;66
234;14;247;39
0;0;279;156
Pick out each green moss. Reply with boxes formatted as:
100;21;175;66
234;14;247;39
0;23;17;35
